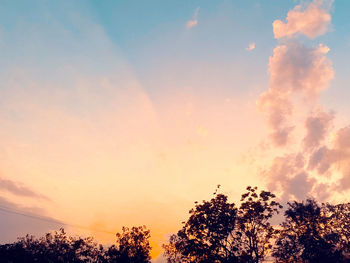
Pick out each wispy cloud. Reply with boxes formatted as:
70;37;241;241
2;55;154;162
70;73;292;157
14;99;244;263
0;177;50;201
246;42;255;51
186;7;200;29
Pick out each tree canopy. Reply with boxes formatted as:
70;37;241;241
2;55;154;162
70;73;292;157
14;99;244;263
2;186;350;263
273;199;348;263
163;189;238;262
163;187;350;263
163;186;282;263
0;226;151;263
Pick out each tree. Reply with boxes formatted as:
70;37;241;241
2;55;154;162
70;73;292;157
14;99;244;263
0;228;103;262
326;202;350;256
163;186;282;263
272;199;343;263
106;225;151;263
235;186;282;263
163;187;239;263
162;234;184;263
0;226;152;263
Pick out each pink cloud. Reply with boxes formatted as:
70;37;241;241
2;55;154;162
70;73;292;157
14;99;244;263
307;126;350;191
268;43;333;97
258;42;333;146
186;7;200;29
246;42;255;51
258;90;293;146
257;0;344;201
186;20;198;29
264;123;350;200
273;0;332;39
0;177;50;201
263;153;317;202
303;110;334;151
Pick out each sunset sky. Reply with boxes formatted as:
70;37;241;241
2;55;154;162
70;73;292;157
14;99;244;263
1;0;350;261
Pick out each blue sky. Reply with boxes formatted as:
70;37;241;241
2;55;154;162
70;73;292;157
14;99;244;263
1;0;349;104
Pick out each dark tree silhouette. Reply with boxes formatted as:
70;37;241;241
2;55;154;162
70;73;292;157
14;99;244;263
163;187;239;263
327;202;350;257
4;186;350;263
163;186;282;263
0;226;151;263
0;228;104;262
273;199;344;263
235;186;282;263
162;234;184;263
106;226;151;263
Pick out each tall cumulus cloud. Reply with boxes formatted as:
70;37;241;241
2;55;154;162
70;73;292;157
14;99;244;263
257;0;350;202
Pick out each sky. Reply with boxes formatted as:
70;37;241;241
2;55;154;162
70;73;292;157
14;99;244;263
1;0;350;260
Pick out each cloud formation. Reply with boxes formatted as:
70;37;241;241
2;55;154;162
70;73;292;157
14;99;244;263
246;43;255;51
303;109;334;151
257;0;346;201
308;126;350;190
186;7;200;29
273;0;332;39
0;177;50;201
258;42;333;146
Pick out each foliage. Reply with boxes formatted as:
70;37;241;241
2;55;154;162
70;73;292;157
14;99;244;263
272;199;344;263
163;186;282;263
163;186;238;262
236;186;282;263
3;186;350;262
327;202;350;255
0;226;151;263
106;226;151;263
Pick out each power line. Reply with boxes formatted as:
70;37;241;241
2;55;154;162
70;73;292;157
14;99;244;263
0;206;63;225
0;205;116;236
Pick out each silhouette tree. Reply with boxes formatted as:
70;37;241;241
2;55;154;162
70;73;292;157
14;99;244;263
327;202;350;257
0;226;151;263
163;186;239;263
0;242;32;263
272;199;343;263
163;186;281;263
5;187;350;263
0;228;103;262
106;226;151;263
235;186;282;263
162;234;184;263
